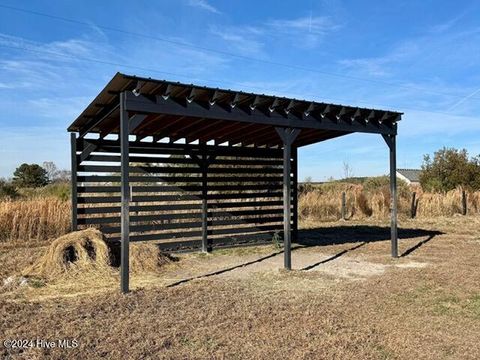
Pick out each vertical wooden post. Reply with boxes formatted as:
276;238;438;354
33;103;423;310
382;134;398;258
283;139;292;269
201;153;209;253
276;128;300;270
341;191;346;220
120;92;130;294
462;190;467;215
292;146;298;243
70;133;78;232
410;192;417;218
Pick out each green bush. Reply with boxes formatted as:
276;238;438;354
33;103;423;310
0;179;19;199
420;147;480;192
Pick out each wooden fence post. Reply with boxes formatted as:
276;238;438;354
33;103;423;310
410;192;417;219
341;191;346;220
462;190;467;215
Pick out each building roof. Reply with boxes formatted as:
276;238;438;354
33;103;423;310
397;168;421;182
67;72;402;148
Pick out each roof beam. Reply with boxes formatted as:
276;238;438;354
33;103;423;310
129;114;148;133
185;119;222;142
197;121;243;142
224;124;271;145
169;118;206;142
124;93;397;135
215;123;258;144
78;100;119;138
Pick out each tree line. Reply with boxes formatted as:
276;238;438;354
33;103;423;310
0;162;70;199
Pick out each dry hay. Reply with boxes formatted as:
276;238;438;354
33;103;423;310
130;242;176;274
22;228;112;280
22;229;175;281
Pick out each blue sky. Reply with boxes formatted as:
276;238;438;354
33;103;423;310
0;0;479;180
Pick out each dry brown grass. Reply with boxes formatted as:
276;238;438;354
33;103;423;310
0;197;70;242
299;185;480;221
1;186;479;244
1;217;480;359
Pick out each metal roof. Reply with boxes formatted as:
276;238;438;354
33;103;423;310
68;72;402;147
397;168;421;182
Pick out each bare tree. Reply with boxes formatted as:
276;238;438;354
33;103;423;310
343;161;354;180
42;161;58;182
42;162;71;183
55;170;71;182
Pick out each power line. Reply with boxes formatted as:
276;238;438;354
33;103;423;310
3;42;474;120
1;3;479;101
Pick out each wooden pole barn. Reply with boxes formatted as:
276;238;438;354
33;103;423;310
68;73;402;293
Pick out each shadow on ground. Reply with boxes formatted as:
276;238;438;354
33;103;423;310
297;225;442;249
167;225;443;287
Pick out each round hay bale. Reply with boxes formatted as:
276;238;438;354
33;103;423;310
23;228;112;279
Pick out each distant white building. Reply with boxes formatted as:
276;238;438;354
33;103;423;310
396;168;421;185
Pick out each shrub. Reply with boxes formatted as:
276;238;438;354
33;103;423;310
356;192;373;217
0;179;19;199
420;147;480;192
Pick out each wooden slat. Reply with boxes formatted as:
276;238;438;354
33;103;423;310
208;208;284;217
77;139;283;157
84;155;197;164
78;165;282;174
102;221;203;234
209;217;283;226
78;192;282;204
77;175;202;183
207;192;283;200
208;200;284;208
77;203;202;214
78;194;202;204
78;212;202;225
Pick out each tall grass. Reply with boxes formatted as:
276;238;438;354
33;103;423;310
0;197;70;242
0;185;479;243
299;185;480;221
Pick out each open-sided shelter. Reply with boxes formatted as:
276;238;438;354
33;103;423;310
68;72;402;293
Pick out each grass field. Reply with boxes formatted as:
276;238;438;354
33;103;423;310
1;216;479;359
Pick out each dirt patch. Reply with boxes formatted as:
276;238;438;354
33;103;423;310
208;246;389;281
394;261;429;268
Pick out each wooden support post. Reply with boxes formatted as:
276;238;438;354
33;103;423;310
276;127;301;270
462;190;467;215
70;133;78;232
341;191;346;220
120;92;130;294
292;146;298;243
383;134;398;258
191;146;214;253
410;192;417;219
201;155;209;253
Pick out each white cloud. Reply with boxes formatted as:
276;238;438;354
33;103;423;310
265;15;342;48
209;14;341;55
267;15;340;35
187;0;220;14
209;26;265;57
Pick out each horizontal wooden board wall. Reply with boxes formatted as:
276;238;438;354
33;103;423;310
74;138;297;252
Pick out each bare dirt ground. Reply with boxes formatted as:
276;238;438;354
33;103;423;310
1;217;480;359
